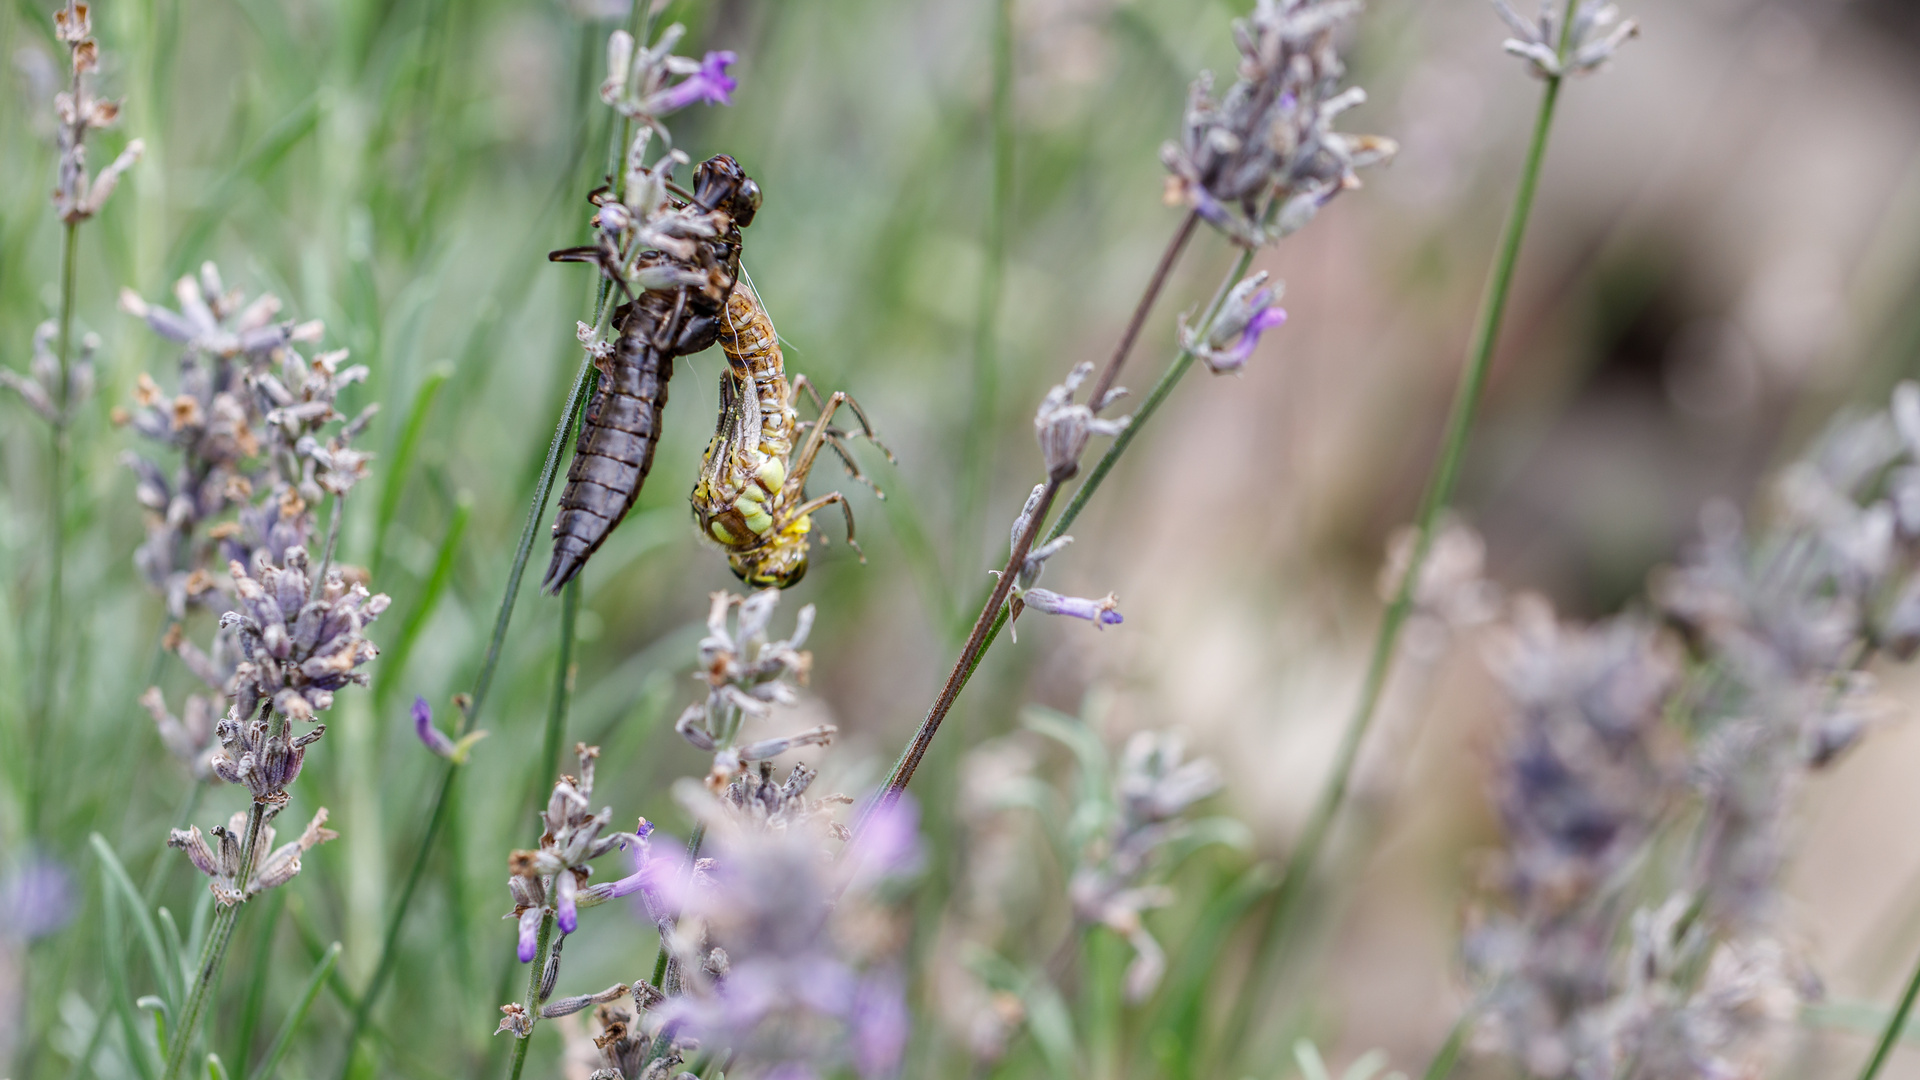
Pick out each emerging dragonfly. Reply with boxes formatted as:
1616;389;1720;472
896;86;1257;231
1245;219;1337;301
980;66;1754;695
542;155;761;594
692;279;889;588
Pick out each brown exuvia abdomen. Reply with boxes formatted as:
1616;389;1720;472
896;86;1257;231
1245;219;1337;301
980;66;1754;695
543;309;674;593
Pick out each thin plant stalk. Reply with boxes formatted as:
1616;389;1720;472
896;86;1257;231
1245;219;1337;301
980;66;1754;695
466;357;595;725
1857;946;1920;1079
503;912;556;1080
939;242;1262;699
1420;1014;1470;1080
334;756;463;1080
465;0;647;727
875;209;1199;804
1224;33;1573;1060
30;221;79;835
162;789;270;1080
539;579;582;796
954;0;1014;599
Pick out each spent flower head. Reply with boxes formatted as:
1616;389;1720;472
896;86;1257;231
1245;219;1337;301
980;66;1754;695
169;805;336;907
49;1;142;225
0;321;97;426
674;590;834;790
1162;0;1396;246
1493;0;1639;80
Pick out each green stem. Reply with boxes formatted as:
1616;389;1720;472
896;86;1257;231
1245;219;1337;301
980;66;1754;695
1420;1014;1470;1080
467;356;593;725
31;221;79;835
1859;951;1920;1079
1223;50;1569;1065
503;912;555;1080
873;210;1199;807
335;758;462;1080
162;796;269;1080
539;579;582;797
955;0;1014;596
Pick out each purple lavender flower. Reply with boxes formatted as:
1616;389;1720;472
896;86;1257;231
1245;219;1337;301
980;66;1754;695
1184;271;1288;374
645;780;924;1077
1019;588;1123;628
851;971;910;1078
651;50;738;112
1;855;72;941
413;697;454;757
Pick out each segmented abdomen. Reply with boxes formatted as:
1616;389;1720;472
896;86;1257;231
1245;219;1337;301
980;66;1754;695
543;311;673;593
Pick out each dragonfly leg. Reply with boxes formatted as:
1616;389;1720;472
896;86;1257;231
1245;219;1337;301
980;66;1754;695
788;490;863;564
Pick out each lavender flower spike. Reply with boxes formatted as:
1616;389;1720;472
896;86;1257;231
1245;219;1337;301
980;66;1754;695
1184;272;1288;374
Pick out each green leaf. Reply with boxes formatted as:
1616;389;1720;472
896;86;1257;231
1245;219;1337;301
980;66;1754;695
92;833;179;1011
1022;974;1080;1080
371;361;452;578
207;1052;232;1080
104;875;159;1080
248;941;341;1080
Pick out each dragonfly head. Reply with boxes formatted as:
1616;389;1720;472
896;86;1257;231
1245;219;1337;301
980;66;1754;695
692;155;761;229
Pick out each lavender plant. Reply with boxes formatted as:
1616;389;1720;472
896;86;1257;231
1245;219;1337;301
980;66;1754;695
876;0;1393;808
1458;385;1920;1079
105;268;387;1080
496;588;922;1080
4;0;141;835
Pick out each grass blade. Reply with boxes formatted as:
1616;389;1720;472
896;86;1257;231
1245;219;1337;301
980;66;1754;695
247;941;341;1080
375;492;473;705
371;361;453;580
92;833;178;1011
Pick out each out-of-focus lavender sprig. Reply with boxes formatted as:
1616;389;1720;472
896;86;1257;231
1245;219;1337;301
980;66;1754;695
1057;727;1232;1002
1160;0;1395;248
640;788;923;1079
1462;384;1920;1078
1656;385;1920;926
1493;0;1639;80
673;590;836;791
1465;598;1678;1078
50;0;142;227
0;321;98;427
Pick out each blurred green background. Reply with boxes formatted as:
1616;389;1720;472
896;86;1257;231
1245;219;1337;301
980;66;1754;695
9;0;1920;1075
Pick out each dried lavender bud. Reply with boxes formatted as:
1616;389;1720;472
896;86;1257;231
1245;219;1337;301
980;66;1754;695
494;1002;531;1038
219;550;388;730
1034;362;1129;482
675;591;825;790
503;744;649;961
1161;0;1395;246
169;806;336;906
